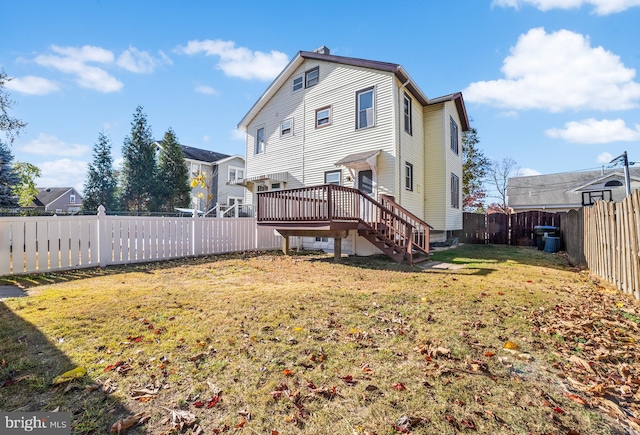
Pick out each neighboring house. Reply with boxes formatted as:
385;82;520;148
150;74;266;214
154;142;246;214
508;167;640;213
33;187;82;213
237;46;469;261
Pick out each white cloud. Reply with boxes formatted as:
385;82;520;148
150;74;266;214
518;168;543;176
545;118;640;143
498;110;519;119
464;28;640;112
21;134;90;157
5;75;59;95
597;152;614;163
177;39;289;81
202;135;211;143
35;45;123;92
230;129;246;141
492;0;640;15
194;84;218;95
37;159;88;194
116;47;172;73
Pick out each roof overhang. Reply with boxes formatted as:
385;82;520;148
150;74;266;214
427;92;470;131
335;150;381;169
233;171;290;187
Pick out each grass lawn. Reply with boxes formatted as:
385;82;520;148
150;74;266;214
1;244;639;434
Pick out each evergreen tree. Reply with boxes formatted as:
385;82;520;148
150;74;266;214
82;132;117;212
13;162;41;206
119;106;156;212
0;140;19;207
462;127;490;212
154;128;190;211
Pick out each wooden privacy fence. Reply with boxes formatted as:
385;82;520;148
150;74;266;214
0;207;282;276
458;211;561;246
583;191;640;299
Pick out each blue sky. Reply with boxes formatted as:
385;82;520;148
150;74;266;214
2;0;639;201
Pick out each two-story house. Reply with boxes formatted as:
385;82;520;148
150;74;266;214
237;46;469;263
154;142;246;215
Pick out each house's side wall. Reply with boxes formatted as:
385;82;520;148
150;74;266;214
244;60;397;199
423;105;446;230
217;157;246;205
47;189;82;212
443;100;463;231
394;78;426;219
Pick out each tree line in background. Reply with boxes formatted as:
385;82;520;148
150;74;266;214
82;106;191;213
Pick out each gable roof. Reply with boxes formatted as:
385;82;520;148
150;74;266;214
34;187;79;207
153;141;231;164
237;49;470;131
508;167;640;209
181;145;230;163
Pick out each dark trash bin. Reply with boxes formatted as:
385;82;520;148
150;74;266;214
534;225;559;251
544;236;561;253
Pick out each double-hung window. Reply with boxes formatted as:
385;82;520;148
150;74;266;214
255;126;265;154
229;167;244;183
356;87;375;129
450;117;459;154
405;162;413;191
315;106;331;128
451;173;460;208
280;119;293;137
324;170;341;186
305;67;319;88
292;75;303;92
403;93;412;135
70;194;76;204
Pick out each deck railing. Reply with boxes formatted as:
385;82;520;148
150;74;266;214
257;184;429;257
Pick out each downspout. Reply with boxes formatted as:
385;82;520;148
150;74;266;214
397;78;410;204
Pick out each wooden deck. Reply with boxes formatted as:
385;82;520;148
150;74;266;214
256;184;431;264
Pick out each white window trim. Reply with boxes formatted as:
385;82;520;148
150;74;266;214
315;106;332;128
405;162;413;191
324;169;342;186
228;166;244;183
356;86;376;130
255;125;266;155
69;194;76;204
280;118;293;138
451;173;460;209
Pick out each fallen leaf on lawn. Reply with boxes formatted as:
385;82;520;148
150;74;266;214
484;351;495;357
52;367;86;384
110;412;148;434
553;406;564;414
340;375;356;386
207;395;221;408
392;383;406;391
461;418;476;430
127;335;143;343
235;420;247;429
503;341;519;350
563;392;588;406
282;369;294;376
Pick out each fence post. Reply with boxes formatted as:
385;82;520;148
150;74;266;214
192;212;202;256
97;205;108;268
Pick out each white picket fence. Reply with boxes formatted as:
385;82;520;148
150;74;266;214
0;207;282;276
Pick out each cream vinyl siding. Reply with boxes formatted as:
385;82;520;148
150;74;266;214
423;104;446;229
244;60;397;197
395;79;425;219
217;157;246;205
444;101;463;231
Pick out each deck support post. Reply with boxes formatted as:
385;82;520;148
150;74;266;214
334;237;342;262
282;235;290;255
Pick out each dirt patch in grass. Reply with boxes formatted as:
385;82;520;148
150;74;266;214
1;246;639;434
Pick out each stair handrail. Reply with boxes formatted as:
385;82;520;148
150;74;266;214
380;194;431;256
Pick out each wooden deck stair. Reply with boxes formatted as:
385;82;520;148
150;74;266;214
256;185;432;265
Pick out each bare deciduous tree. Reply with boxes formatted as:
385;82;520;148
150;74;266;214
486;157;519;214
